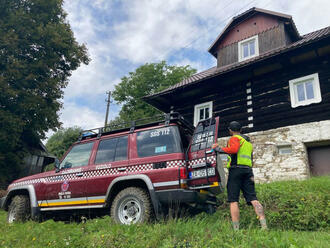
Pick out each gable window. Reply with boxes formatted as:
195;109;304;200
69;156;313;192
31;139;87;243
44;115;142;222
289;73;322;108
194;101;213;126
238;35;259;62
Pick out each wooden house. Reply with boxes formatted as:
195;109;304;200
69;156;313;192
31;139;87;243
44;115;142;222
143;8;330;182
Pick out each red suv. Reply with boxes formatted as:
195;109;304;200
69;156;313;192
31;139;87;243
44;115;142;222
1;113;226;224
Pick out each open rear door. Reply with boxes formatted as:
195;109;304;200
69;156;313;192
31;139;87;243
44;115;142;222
187;117;226;193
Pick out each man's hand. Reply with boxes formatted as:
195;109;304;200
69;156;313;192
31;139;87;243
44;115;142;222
212;143;219;149
211;143;226;153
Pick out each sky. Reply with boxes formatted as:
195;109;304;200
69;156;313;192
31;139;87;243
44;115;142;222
57;0;330;134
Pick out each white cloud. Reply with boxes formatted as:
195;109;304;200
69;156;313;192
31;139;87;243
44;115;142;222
173;58;210;73
111;1;197;63
59;102;105;129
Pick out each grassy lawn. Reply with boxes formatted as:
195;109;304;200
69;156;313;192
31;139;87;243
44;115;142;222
0;177;329;247
0;210;329;248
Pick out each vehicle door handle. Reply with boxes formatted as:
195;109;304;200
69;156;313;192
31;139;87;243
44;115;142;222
76;173;84;177
118;168;126;171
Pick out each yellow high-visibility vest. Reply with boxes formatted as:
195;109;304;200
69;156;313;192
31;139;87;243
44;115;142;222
226;135;253;168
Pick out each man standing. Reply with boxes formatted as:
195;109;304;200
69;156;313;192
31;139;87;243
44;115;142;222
212;121;267;230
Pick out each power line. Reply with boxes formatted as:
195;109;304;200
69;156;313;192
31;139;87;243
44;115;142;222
159;0;259;59
180;0;237;47
160;0;275;61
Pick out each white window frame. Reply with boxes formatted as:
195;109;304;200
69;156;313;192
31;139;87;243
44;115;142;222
238;35;259;62
194;101;213;126
289;73;322;108
277;145;293;155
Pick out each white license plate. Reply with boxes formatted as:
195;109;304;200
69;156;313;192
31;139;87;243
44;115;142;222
189;167;216;179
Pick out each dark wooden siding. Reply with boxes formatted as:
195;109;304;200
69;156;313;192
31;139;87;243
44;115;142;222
217;14;279;49
217;43;238;68
251;59;330;132
217;24;287;68
173;56;330;138
284;25;293;45
259;24;286;54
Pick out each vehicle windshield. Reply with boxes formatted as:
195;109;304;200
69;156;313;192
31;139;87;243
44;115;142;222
137;126;182;157
191;118;216;152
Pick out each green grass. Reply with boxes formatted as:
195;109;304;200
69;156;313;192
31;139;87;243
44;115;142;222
0;177;329;248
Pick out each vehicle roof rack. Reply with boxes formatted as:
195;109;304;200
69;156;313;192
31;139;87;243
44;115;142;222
78;112;194;141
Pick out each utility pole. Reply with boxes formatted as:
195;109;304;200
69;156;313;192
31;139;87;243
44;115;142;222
104;91;112;127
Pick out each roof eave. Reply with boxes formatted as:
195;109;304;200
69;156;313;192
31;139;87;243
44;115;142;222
146;32;330;100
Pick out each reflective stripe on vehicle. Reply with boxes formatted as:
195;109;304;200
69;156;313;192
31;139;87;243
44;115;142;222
188;156;216;168
38;196;106;207
40;205;104;211
153;181;179;187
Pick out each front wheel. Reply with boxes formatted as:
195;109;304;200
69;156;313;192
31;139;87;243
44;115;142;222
111;187;152;225
7;195;30;223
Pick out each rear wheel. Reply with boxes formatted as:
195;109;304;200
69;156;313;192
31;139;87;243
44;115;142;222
7;195;30;223
111;187;152;225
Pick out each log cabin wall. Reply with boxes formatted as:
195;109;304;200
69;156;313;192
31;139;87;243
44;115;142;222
173;55;330;138
251;57;330;133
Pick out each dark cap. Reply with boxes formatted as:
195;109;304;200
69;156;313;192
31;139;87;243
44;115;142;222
228;121;241;132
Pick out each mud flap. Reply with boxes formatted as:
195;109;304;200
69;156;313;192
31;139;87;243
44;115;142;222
216;153;227;191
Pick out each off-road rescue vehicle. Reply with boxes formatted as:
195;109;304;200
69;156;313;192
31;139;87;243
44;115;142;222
1;113;226;224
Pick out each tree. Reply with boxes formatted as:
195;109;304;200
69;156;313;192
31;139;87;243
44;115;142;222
112;61;196;123
46;126;83;159
0;0;89;185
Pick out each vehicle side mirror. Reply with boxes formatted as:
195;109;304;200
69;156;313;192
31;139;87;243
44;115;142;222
55;158;60;173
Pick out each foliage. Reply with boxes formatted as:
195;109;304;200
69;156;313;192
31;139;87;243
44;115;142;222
0;177;329;247
46;126;83;159
112;61;196;123
0;0;89;185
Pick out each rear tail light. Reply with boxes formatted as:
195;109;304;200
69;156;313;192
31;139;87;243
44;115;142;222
179;167;187;179
180;167;188;189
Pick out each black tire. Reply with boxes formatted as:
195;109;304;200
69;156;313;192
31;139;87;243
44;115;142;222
7;195;30;223
206;204;217;214
110;187;152;225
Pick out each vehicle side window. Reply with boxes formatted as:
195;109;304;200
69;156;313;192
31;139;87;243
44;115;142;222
115;136;128;161
137;126;182;157
95;136;128;164
60;142;94;169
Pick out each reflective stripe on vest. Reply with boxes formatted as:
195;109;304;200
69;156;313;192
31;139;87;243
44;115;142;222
226;135;253;168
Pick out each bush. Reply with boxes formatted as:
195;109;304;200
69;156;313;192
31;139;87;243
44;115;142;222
217;176;330;231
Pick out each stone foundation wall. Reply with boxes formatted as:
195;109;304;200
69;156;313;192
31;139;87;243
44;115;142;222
217;120;330;183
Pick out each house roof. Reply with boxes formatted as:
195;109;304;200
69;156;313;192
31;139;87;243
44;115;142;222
208;7;300;57
143;25;330;101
